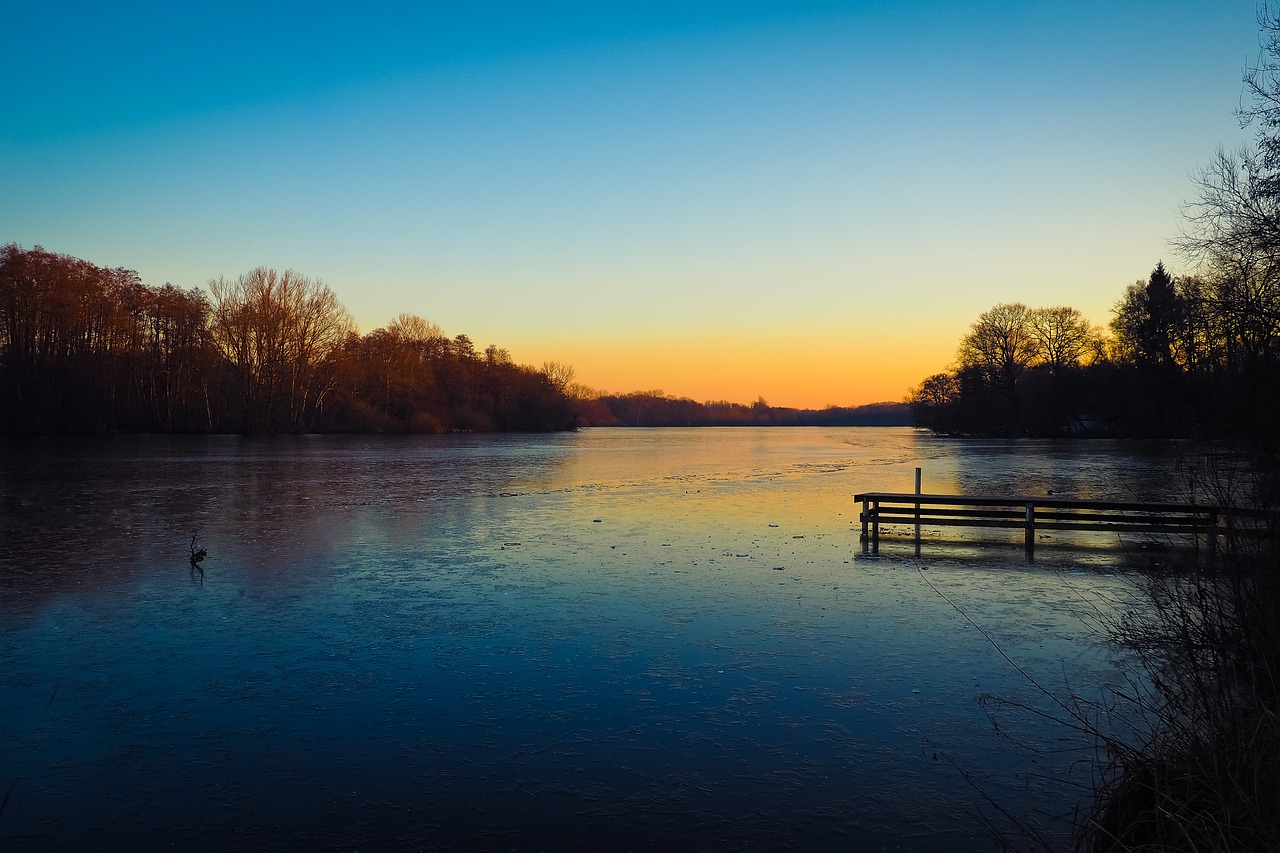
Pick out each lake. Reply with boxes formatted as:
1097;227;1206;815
0;428;1191;851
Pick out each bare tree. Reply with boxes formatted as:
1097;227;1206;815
1177;5;1280;265
387;313;444;346
1176;146;1280;265
541;360;576;393
908;372;961;432
957;302;1040;387
208;267;353;430
1203;251;1280;369
1241;1;1280;196
1028;305;1097;375
954;303;1042;433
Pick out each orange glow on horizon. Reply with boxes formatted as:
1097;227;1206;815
513;329;958;410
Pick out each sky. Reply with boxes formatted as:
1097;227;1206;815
0;1;1263;407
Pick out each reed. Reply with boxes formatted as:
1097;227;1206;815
939;447;1280;851
1077;450;1280;852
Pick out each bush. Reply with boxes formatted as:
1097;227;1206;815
1078;454;1280;852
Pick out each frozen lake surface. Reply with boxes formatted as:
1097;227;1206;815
1;428;1190;851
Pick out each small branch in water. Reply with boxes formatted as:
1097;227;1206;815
189;532;208;566
189;531;208;582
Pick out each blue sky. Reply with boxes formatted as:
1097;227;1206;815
0;1;1261;406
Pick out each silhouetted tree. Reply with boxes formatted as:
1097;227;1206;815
1111;262;1191;368
909;372;962;433
958;303;1039;385
1028;305;1099;375
541;361;575;394
1178;6;1280;265
955;302;1039;433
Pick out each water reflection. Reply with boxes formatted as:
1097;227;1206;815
929;436;1189;503
0;429;1178;851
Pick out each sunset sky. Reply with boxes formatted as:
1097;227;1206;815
0;1;1260;407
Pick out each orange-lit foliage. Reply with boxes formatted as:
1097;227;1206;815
0;245;577;434
0;244;213;431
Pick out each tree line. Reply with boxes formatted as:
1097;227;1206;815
572;391;910;427
908;255;1280;440
0;245;576;434
1;245;908;435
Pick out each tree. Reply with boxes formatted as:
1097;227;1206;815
1230;1;1280;221
908;372;960;433
957;302;1039;389
129;283;213;431
935;301;1110;436
1110;262;1190;368
0;245;223;432
1176;6;1280;282
1175;0;1280;264
958;302;1039;380
208;267;353;431
387;313;443;346
950;303;1040;435
540;360;576;393
1205;254;1280;369
1028;305;1098;375
0;246;584;435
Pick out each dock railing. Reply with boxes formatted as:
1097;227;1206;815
853;491;1275;558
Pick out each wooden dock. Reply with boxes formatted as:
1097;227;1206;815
853;491;1271;558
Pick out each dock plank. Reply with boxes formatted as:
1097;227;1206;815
854;491;1271;557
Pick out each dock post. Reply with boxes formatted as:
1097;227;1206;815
1024;502;1035;561
872;499;880;554
914;468;922;557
